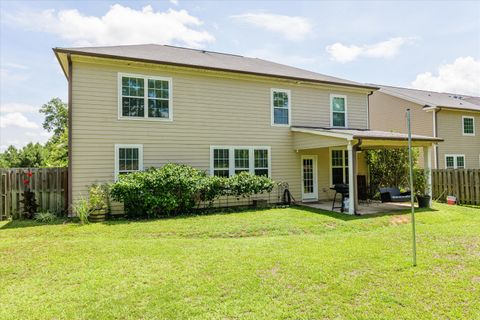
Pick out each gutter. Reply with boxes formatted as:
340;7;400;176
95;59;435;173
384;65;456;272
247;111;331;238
52;48;379;91
67;53;73;215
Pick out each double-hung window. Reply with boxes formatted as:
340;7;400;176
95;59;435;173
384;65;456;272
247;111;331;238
211;146;271;177
119;73;172;120
462;116;475;136
271;89;291;126
331;149;348;185
445;155;465;169
114;144;144;180
331;94;347;127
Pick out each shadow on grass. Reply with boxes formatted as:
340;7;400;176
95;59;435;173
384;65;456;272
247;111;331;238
0;218;71;230
295;204;438;221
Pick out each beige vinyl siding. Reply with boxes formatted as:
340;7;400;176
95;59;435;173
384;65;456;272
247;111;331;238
70;57;369;208
369;91;433;136
437;110;480;169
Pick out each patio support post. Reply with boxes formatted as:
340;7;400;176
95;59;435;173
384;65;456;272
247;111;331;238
423;145;432;206
348;141;356;215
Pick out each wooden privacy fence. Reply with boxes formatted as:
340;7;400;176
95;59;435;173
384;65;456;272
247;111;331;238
432;169;480;205
0;168;68;220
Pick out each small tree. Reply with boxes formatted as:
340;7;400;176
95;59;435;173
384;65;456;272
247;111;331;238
365;148;419;191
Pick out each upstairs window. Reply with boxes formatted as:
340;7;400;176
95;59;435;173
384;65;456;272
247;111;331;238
331;149;349;185
445;155;465;169
119;73;172;121
211;146;270;177
271;89;291;126
331;95;347;127
462;116;475;135
114;144;144;180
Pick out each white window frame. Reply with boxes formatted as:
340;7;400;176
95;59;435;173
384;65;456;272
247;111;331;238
114;144;144;180
271;88;291;127
462;116;475;136
329;147;349;186
444;154;465;169
330;94;348;128
118;72;173;121
210;146;271;177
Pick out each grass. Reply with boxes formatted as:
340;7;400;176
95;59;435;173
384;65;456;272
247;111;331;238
0;203;479;319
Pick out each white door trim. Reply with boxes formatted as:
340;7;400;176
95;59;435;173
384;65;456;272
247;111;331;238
301;155;318;201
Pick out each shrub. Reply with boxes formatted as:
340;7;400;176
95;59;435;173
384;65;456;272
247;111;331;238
225;172;275;198
110;164;276;218
34;211;58;223
88;184;109;211
72;198;90;225
110;164;209;218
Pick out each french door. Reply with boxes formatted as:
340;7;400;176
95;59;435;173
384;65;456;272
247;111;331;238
301;155;318;201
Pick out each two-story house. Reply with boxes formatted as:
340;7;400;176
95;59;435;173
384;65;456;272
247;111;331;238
53;44;441;214
369;85;480;169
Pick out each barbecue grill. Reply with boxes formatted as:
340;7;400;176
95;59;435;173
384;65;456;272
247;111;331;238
330;184;349;212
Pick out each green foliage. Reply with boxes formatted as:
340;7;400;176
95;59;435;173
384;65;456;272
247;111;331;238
72;198;90;225
413;168;429;196
225;172;275;198
88;184;110;211
39;97;68;140
45;129;68;167
34;211;58;223
0;97;68;168
0;143;47;168
365;148;419;190
110;164;276;218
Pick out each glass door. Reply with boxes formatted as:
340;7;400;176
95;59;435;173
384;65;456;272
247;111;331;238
301;155;318;201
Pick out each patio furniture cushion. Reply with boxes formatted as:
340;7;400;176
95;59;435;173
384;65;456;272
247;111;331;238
379;187;411;203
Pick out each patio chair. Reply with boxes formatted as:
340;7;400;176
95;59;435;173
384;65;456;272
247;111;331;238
379;187;411;203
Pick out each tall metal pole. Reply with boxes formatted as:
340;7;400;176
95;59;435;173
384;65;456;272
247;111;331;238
407;109;417;266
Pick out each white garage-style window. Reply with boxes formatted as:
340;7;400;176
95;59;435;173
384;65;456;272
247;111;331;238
271;89;291;126
118;73;172;121
462;116;475;136
211;146;271;177
330;94;347;127
445;154;465;169
114;144;144;180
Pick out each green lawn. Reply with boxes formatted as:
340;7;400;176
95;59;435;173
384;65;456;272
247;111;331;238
1;203;479;319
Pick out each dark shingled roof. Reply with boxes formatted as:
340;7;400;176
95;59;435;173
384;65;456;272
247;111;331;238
374;85;480;112
54;44;377;90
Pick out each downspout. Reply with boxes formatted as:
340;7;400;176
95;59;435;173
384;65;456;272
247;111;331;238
67;54;73;215
367;91;373;129
434;108;441;169
349;138;362;215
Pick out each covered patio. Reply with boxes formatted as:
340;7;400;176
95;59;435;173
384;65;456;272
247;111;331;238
291;126;443;215
301;200;417;215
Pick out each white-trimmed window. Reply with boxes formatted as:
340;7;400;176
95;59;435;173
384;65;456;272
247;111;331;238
331;149;349;185
330;94;347;127
211;146;271;177
118;73;172;121
271;89;291;126
445;154;465;169
462;116;475;136
114;144;144;180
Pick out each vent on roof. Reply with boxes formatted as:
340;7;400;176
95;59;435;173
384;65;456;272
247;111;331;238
450;95;464;100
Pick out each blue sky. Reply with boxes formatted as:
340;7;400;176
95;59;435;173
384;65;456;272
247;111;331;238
1;0;479;150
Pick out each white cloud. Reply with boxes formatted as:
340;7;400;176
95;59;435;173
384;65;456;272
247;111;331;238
0;112;39;129
0;103;38;114
9;4;215;48
231;13;313;41
169;0;179;5
326;37;416;63
411;57;480;96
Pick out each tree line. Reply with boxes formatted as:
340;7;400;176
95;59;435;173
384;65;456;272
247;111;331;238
0;98;68;168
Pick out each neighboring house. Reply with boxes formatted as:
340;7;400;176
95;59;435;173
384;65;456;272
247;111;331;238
53;44;441;214
369;85;480;169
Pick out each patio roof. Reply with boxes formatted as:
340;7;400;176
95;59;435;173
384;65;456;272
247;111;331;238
291;126;443;148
